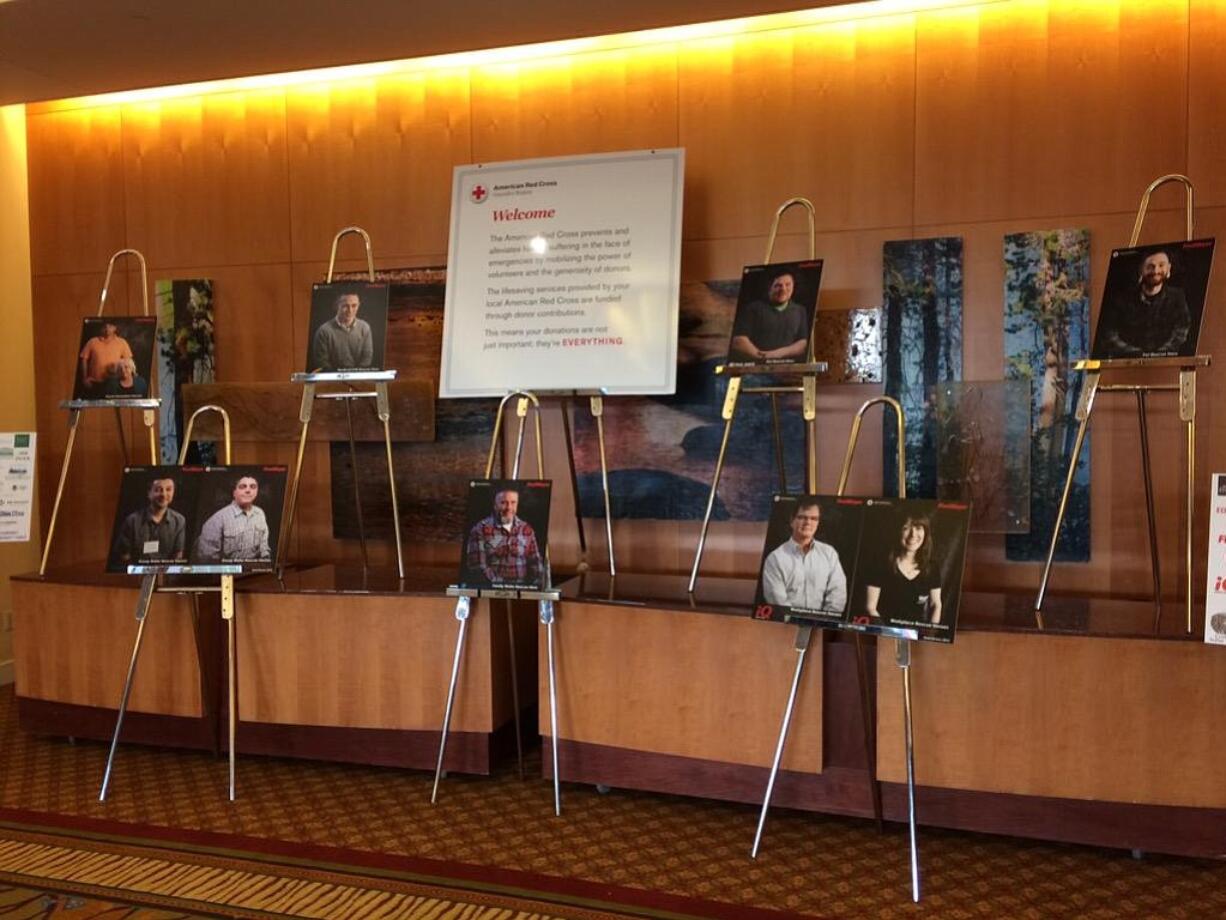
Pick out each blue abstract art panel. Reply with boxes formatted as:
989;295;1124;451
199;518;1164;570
1003;229;1092;562
882;237;963;498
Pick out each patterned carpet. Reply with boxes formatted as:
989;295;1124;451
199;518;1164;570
0;685;1222;919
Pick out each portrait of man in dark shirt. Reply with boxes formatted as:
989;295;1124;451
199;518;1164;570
114;476;186;565
1097;250;1190;357
727;260;822;366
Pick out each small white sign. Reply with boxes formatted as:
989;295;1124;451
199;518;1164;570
1204;473;1226;645
440;148;685;398
0;432;36;543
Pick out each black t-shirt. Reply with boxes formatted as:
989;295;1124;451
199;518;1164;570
730;300;810;358
871;558;940;626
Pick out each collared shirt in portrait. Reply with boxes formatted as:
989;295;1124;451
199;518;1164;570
465;515;543;586
195;502;270;562
116;506;186;562
761;537;847;614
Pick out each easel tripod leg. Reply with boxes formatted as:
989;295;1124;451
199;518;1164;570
1136;391;1162;632
751;625;811;859
897;640;920;903
541;600;561;817
689;379;741;593
1034;409;1094;626
431;597;471;804
1181;369;1196;635
222;575;236;801
40;410;81;575
277;404;313;576
100;575;157;802
377;383;405;580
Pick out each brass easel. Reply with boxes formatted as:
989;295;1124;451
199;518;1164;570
1034;175;1208;634
41;249;160;574
100;405;241;802
753;396;924;901
278;227;405;579
751;397;904;855
689;198;828;592
432;391;565;815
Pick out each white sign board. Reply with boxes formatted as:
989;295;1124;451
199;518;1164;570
440;149;685;397
0;432;35;542
1205;473;1226;645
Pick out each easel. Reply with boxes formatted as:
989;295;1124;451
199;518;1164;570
688;198;828;592
278;226;405;579
752;396;926;903
1034;175;1209;634
41;249;160;574
100;405;243;802
431;391;565;815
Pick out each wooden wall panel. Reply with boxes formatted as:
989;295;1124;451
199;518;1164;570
26;108;126;276
914;0;1188;226
239;593;493;731
471;46;679;163
285;71;471;263
543;602;822;770
121;92;291;268
877;633;1226;809
1189;0;1226;206
679;15;915;241
12;581;201;716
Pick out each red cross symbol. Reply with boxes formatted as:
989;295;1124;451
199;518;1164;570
471;184;487;202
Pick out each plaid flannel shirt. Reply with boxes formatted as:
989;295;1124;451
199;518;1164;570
465;515;542;586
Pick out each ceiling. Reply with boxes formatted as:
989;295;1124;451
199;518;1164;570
0;0;868;105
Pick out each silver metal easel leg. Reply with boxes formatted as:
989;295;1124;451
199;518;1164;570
896;639;920;903
751;624;812;858
431;595;471;803
1034;372;1100;627
377;383;406;580
689;377;742;593
222;574;237;801
100;574;157;802
540;598;561;816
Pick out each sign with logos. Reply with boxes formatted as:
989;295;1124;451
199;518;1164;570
440;149;685;397
1204;473;1226;645
0;432;36;542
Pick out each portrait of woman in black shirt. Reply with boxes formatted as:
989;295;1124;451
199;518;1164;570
865;513;943;626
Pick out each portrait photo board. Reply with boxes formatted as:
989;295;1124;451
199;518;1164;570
1089;237;1215;360
751;495;972;643
72;316;157;402
457;478;552;591
725;260;823;368
304;282;391;373
106;465;288;573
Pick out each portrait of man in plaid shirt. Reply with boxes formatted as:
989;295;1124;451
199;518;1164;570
464;487;544;587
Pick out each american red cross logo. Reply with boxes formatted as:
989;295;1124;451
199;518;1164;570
470;184;488;203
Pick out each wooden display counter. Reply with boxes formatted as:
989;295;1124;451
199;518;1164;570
876;593;1226;857
540;573;879;816
235;564;535;773
12;565;218;750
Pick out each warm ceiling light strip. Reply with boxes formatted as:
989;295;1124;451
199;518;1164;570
42;0;1005;110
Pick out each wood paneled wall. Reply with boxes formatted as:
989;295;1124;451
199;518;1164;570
25;0;1226;597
